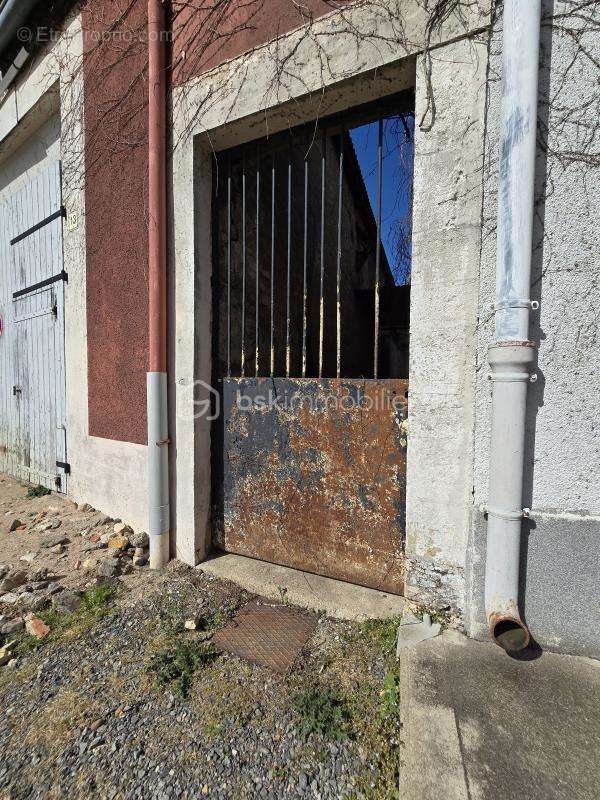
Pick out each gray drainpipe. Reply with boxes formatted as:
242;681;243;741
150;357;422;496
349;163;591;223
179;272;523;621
0;0;39;57
485;0;542;652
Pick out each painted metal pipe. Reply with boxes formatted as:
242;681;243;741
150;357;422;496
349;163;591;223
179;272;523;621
0;0;38;59
485;0;541;651
147;0;169;569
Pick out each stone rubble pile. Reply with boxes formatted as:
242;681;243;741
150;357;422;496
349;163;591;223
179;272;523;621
1;498;151;668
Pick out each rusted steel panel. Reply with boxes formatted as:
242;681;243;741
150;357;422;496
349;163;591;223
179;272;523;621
212;602;317;674
215;378;408;594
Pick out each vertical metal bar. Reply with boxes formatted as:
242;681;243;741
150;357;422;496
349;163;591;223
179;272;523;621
374;118;383;379
255;148;260;377
318;130;326;379
302;157;308;378
227;156;232;377
241;159;246;377
336;130;344;379
270;157;275;377
286;159;292;377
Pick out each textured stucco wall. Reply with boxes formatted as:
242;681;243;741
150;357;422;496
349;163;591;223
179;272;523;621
83;0;149;446
404;34;489;620
171;0;491;565
466;1;600;656
171;0;349;85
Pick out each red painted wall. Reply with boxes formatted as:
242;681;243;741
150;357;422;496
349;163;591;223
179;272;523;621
82;1;346;445
83;0;149;445
171;0;346;85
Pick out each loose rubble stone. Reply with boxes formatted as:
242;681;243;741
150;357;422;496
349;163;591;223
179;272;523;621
41;533;69;549
46;582;63;595
0;570;28;593
108;536;130;551
18;593;48;612
8;519;23;532
24;613;50;639
82;558;100;574
82;542;105;553
130;531;149;548
133;556;148;567
0;618;24;636
29;568;48;582
50;543;65;554
78;503;93;513
113;522;132;536
53;592;82;614
19;552;37;564
97;561;120;579
0;592;18;605
97;515;113;526
0;565;10;580
0;646;13;666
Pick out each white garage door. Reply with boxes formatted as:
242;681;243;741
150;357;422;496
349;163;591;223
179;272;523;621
0;160;68;492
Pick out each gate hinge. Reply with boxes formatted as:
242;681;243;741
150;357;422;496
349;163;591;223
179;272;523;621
56;460;71;474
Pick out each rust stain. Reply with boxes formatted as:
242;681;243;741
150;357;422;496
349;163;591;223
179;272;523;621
216;378;408;595
212;602;317;674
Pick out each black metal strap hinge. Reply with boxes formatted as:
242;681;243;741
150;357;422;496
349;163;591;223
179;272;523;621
10;206;66;246
13;269;68;300
56;461;71;474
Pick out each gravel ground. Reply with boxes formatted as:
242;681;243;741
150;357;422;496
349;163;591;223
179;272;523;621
0;476;402;800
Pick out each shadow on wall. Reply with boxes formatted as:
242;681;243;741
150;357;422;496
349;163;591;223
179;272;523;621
518;0;554;629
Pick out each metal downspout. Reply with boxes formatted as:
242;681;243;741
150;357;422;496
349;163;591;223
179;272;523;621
0;0;39;57
147;0;169;569
485;0;542;651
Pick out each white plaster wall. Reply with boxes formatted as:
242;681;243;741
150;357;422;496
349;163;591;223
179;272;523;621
59;15;148;532
473;1;600;516
171;0;492;565
404;35;489;611
466;1;600;652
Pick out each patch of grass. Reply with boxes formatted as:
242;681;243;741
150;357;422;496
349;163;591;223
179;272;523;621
293;685;351;742
414;603;451;629
80;584;115;614
11;586;116;657
276;586;291;606
22;688;97;750
357;615;402;659
146;639;218;697
379;667;401;720
26;484;51;498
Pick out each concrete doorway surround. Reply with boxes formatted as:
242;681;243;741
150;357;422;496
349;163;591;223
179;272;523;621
198;553;405;621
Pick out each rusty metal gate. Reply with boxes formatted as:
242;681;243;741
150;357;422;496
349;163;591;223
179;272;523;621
0;161;68;492
211;94;414;593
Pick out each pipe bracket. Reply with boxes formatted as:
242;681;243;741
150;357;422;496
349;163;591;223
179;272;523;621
490;298;539;311
487;371;533;382
485;505;531;521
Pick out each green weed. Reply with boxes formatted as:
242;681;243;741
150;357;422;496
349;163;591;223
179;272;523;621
26;485;51;498
293;685;351;742
146;640;218;697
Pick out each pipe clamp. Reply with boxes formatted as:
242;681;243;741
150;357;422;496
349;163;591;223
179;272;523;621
485;506;531;521
487;371;532;382
490;298;539;311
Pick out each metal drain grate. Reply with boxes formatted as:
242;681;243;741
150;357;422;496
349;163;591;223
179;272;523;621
212;602;317;673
